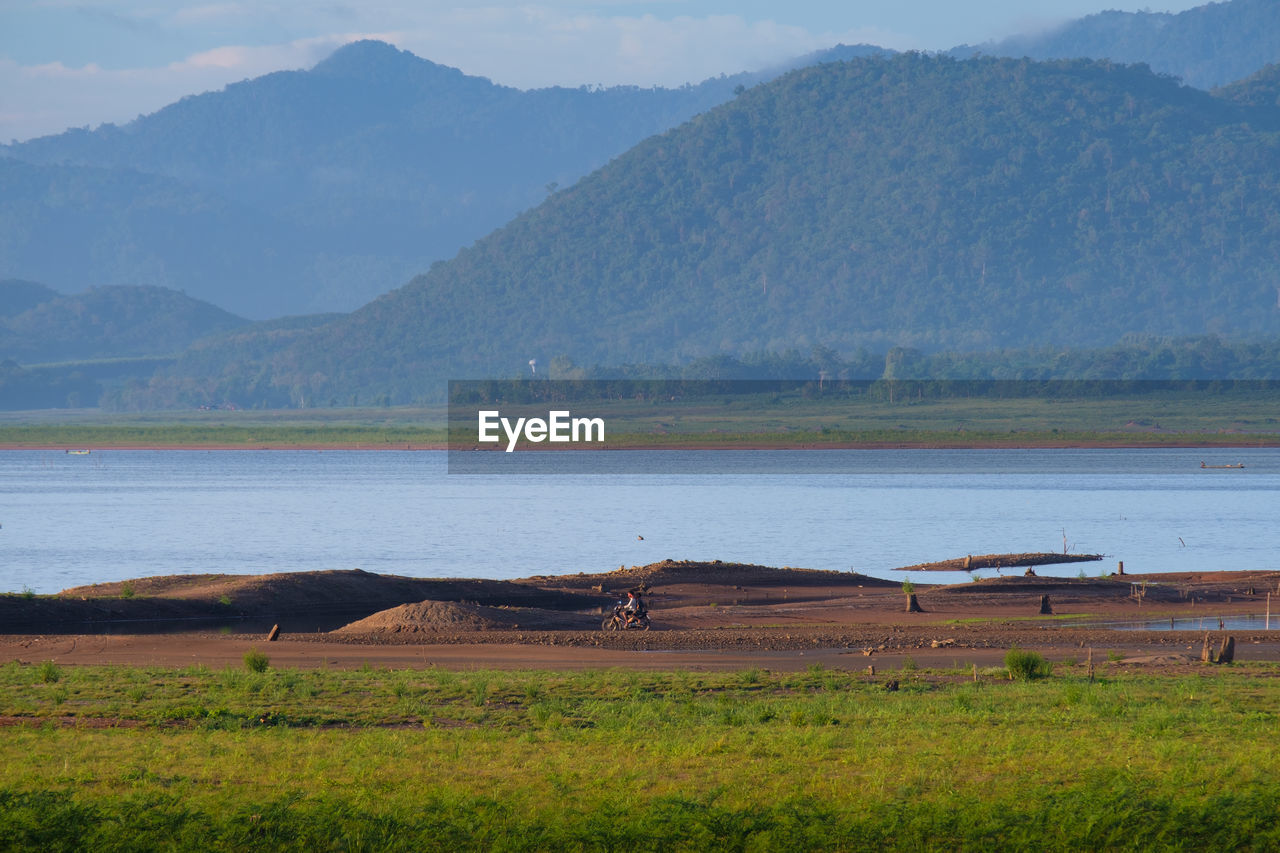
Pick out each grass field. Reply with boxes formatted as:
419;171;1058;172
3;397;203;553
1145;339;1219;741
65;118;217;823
6;385;1280;449
3;660;1279;850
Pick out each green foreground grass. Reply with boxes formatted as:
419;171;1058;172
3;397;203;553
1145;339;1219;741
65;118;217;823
3;661;1280;851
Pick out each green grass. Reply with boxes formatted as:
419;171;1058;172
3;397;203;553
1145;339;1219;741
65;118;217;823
1;662;1279;849
6;386;1280;448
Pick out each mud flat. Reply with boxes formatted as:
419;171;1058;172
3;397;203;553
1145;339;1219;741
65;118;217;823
4;560;1280;671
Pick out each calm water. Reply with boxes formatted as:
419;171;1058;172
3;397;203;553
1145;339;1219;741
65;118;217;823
2;448;1278;594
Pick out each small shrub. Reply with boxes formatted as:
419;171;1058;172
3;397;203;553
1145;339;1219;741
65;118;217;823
21;585;35;600
243;649;270;673
1005;647;1052;680
901;655;917;672
38;660;61;684
218;594;233;607
901;578;915;595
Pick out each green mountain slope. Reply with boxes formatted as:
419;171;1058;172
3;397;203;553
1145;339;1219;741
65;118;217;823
238;54;1280;402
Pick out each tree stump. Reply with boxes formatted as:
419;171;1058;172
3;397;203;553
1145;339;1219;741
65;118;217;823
1039;594;1053;615
905;593;924;613
266;623;280;642
1217;636;1235;664
884;679;899;692
1200;632;1214;663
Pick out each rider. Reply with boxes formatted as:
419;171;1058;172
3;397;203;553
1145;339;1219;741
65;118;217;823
621;590;644;624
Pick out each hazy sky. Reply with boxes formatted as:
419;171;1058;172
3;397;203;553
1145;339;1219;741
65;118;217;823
1;1;1207;143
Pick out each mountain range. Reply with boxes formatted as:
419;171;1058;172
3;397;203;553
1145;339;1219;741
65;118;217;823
180;53;1279;406
4;0;1280;410
0;40;886;319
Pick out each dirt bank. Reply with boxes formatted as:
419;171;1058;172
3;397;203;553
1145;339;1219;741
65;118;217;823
3;560;1278;671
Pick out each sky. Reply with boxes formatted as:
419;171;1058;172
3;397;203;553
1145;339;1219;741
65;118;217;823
0;1;1208;144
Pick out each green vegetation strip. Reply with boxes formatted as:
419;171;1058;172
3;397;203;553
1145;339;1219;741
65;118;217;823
3;660;1279;850
0;424;447;448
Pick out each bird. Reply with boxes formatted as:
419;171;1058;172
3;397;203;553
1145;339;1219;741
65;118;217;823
637;535;644;540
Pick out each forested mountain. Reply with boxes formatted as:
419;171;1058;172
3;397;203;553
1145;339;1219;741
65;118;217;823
184;54;1280;405
0;282;247;363
0;40;886;318
1214;63;1280;109
957;0;1280;90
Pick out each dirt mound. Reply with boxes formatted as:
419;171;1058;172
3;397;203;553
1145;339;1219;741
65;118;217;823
334;600;592;635
530;560;889;592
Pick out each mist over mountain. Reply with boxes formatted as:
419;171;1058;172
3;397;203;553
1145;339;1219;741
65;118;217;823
955;0;1280;90
0;40;886;319
159;53;1280;405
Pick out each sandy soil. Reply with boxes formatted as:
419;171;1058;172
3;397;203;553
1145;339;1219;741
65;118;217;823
4;560;1279;672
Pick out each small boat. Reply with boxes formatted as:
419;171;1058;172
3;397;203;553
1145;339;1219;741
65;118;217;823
65;449;91;455
1200;461;1244;469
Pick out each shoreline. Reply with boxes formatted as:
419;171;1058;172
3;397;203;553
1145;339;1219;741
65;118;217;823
3;437;1278;451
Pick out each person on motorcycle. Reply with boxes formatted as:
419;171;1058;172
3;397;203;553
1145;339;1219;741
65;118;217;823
622;591;644;625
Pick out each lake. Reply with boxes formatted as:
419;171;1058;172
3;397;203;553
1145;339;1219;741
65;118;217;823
2;448;1277;594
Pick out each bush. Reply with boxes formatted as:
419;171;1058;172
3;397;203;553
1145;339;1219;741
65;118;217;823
1005;647;1052;680
37;661;61;684
243;649;270;673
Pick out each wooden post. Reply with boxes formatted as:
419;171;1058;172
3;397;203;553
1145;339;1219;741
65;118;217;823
972;662;978;682
1267;593;1271;631
1117;561;1124;575
266;624;280;642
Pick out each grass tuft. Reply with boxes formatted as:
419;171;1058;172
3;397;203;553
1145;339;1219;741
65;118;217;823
243;649;270;674
1005;647;1052;680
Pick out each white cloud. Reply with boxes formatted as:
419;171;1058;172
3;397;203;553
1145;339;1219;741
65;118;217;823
0;35;368;141
384;10;904;88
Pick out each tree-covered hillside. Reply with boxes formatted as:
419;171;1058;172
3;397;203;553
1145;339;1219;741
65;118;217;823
228;54;1280;403
0;41;885;319
959;0;1280;90
0;283;247;364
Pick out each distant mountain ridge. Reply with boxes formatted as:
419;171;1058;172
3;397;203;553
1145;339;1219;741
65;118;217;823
0;40;886;319
955;0;1280;89
0;281;246;364
156;53;1280;405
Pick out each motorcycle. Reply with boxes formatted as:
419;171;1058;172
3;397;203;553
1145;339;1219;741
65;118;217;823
602;602;651;631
